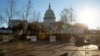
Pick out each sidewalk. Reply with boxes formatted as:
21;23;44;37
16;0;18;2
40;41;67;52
0;40;69;45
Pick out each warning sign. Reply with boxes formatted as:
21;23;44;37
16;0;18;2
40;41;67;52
3;35;9;42
31;36;37;42
26;36;31;39
50;36;56;42
69;36;76;44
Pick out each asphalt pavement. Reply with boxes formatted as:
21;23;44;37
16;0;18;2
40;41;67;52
0;42;100;56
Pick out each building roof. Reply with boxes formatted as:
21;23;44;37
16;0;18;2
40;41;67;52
44;3;55;18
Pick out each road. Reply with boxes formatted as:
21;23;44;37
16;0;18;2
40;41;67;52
0;42;100;56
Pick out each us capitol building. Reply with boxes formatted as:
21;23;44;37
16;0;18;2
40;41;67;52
9;3;88;34
43;3;57;33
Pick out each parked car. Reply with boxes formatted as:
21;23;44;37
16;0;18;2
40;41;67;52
98;44;100;50
84;39;90;45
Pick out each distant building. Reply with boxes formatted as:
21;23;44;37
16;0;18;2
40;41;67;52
71;23;88;34
43;3;56;32
9;19;27;28
0;28;12;34
57;23;88;34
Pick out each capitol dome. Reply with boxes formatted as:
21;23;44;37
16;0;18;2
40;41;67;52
44;3;55;20
44;7;55;17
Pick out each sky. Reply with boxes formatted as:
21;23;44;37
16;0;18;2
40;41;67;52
0;0;100;29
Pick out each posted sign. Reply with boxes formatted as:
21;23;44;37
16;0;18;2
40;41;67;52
3;36;9;42
26;36;31;39
50;36;56;42
69;36;76;44
31;36;37;42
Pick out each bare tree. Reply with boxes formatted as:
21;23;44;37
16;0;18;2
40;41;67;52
36;12;41;22
5;0;17;28
60;7;77;36
0;15;5;26
32;11;41;22
21;0;41;22
22;0;32;20
60;7;76;24
32;11;36;22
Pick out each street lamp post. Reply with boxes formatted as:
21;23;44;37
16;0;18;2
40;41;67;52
83;41;87;56
85;46;89;56
61;30;63;42
70;7;73;41
85;46;87;56
84;39;90;56
39;26;41;41
39;26;41;34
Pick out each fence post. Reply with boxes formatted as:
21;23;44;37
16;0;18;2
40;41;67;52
0;49;4;56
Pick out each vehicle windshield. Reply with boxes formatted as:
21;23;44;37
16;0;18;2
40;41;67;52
0;0;100;56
